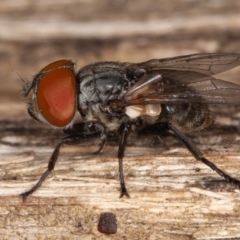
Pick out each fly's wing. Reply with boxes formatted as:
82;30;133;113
119;53;240;106
123;73;240;105
135;53;240;75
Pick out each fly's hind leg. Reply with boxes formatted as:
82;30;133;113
20;122;107;201
140;122;240;187
168;123;240;187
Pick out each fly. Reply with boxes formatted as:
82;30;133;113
21;53;240;201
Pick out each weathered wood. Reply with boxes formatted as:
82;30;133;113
1;116;240;239
1;0;240;239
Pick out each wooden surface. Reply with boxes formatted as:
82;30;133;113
1;1;240;239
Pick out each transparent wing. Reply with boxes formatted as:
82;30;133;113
134;53;240;75
121;71;240;106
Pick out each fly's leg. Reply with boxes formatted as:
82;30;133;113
167;123;240;187
140;122;240;187
20;123;107;201
64;122;107;155
118;123;131;198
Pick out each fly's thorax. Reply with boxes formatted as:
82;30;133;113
76;62;134;120
78;103;122;132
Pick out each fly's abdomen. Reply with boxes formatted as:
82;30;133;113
163;103;213;132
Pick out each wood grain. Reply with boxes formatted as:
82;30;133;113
1;0;240;239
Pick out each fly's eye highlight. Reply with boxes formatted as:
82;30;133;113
36;60;76;127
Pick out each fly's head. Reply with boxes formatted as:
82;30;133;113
22;60;78;129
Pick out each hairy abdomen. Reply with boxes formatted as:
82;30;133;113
162;103;213;132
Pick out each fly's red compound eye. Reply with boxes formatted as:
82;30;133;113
36;60;76;127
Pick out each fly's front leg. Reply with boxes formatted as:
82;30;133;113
118;123;131;198
20;122;107;201
64;122;107;154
